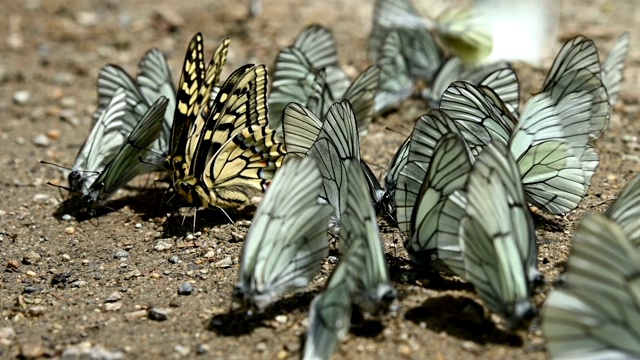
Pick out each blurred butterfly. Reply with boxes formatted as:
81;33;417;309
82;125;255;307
456;141;541;327
269;25;379;135
440;80;596;214
601;32;630;106
542;213;640;359
303;160;396;360
372;30;414;114
233;157;332;313
369;0;443;81
66;89;167;214
605;173;640;247
422;57;520;113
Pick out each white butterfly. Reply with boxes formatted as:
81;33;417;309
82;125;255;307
233;157;332;313
542;213;640;359
456;141;541;327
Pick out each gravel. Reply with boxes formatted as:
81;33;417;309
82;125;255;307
178;282;194;296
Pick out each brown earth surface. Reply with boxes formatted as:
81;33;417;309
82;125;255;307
1;0;639;359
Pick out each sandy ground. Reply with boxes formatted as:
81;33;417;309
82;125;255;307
1;0;639;359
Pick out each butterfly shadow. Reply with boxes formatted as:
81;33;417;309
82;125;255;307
207;291;317;337
405;295;522;346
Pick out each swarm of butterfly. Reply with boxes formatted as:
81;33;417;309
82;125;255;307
44;0;638;358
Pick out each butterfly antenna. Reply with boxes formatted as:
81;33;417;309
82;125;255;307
39;160;72;172
214;205;234;225
384;126;410;136
192;206;198;234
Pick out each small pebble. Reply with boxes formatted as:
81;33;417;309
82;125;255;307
148;307;171;321
32;193;49;203
196;343;209;355
60;109;80;126
168;255;180;264
105;292;122;303
154;240;173;251
255;342;268;352
65;227;75;235
178;282;194;296
76;11;99;26
276;350;288;360
104;302;122;311
53;72;75;86
32;133;51;147
28;305;46;316
23;286;43;294
25;270;36;277
71;280;87;288
45;129;61;140
61;254;71;262
61;214;72;221
13;90;30;105
174;345;190;356
124;310;148;320
23;251;41;265
114;249;129;260
134;223;142;229
20;342;45;359
213;256;232;269
274;315;287;324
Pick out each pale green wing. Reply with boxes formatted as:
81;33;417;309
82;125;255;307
281;102;323;159
234;157;332;312
408;133;472;269
340;66;380;136
433;6;493;64
69;88;130;196
303;273;352;360
136;49;177;164
395;110;463;234
369;0;443;80
439;81;515;150
294;24;351;99
93;64;143;124
268;46;319;130
381;136;410;216
85;95;167;207
374;30;414;114
602;32;630;106
461;141;539;327
340;160;396;315
542;214;640;359
542;35;602;92
476;65;520;115
423;56;465;108
316;100;360;161
606;174;640;247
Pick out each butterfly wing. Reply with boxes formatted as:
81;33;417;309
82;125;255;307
340;66;380;136
281;102;323;159
374;31;414;114
602;32;630;106
461;141;539;326
542;214;640;359
606;174;640;246
234;157;332;312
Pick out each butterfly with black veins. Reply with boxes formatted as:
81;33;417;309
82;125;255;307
282;100;380;234
439;80;597;215
66;90;167;214
233;157;332;313
93;48;177;168
453;141;541;328
601;32;630;107
302;160;396;360
605;173;640;247
542;214;640;359
269;25;380;136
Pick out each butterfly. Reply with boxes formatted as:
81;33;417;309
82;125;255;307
67;89;167;213
455;141;541;327
422;57;519;113
541;35;612;140
282;100;382;233
542;213;640;359
269;25;379;135
601;32;630;106
369;0;443;81
233;157;332;313
605;173;640;247
440;80;596;214
303;160;396;360
166;34;284;210
93;49;177;167
372;30;414;114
